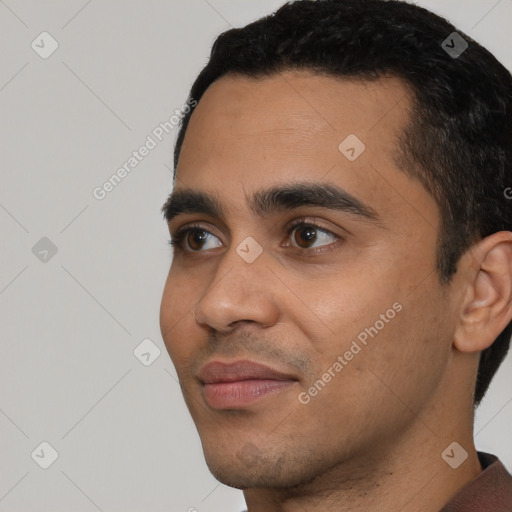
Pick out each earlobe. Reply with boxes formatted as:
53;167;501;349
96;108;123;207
453;231;512;353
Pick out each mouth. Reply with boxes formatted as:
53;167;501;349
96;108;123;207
198;359;298;409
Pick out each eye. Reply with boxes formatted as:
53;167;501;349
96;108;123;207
286;220;339;250
169;224;222;252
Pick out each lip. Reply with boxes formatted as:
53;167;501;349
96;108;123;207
199;360;296;384
199;360;298;409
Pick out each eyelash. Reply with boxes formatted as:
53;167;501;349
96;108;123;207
168;218;342;255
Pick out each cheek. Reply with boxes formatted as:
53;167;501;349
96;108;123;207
299;266;448;404
344;285;450;413
294;298;447;457
159;269;199;363
294;269;390;345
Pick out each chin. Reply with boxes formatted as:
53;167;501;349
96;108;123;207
201;441;322;490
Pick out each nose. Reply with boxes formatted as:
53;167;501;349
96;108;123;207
194;248;281;334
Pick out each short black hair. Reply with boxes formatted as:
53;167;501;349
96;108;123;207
172;0;512;407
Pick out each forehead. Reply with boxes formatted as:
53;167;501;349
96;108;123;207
176;70;410;179
173;70;436;228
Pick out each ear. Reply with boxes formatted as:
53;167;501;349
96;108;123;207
453;231;512;353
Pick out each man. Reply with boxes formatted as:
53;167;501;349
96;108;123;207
159;0;512;510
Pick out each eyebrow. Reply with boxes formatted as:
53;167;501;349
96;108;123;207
161;182;380;225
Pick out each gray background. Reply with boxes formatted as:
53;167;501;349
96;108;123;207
0;1;511;511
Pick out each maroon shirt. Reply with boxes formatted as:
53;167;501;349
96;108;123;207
440;452;512;511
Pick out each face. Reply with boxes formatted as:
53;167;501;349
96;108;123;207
160;71;457;489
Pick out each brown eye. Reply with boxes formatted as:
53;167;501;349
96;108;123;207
187;229;209;251
169;226;222;252
288;222;338;250
293;225;318;248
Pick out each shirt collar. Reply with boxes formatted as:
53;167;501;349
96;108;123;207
440;451;512;511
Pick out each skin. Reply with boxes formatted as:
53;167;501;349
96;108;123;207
159;70;512;512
